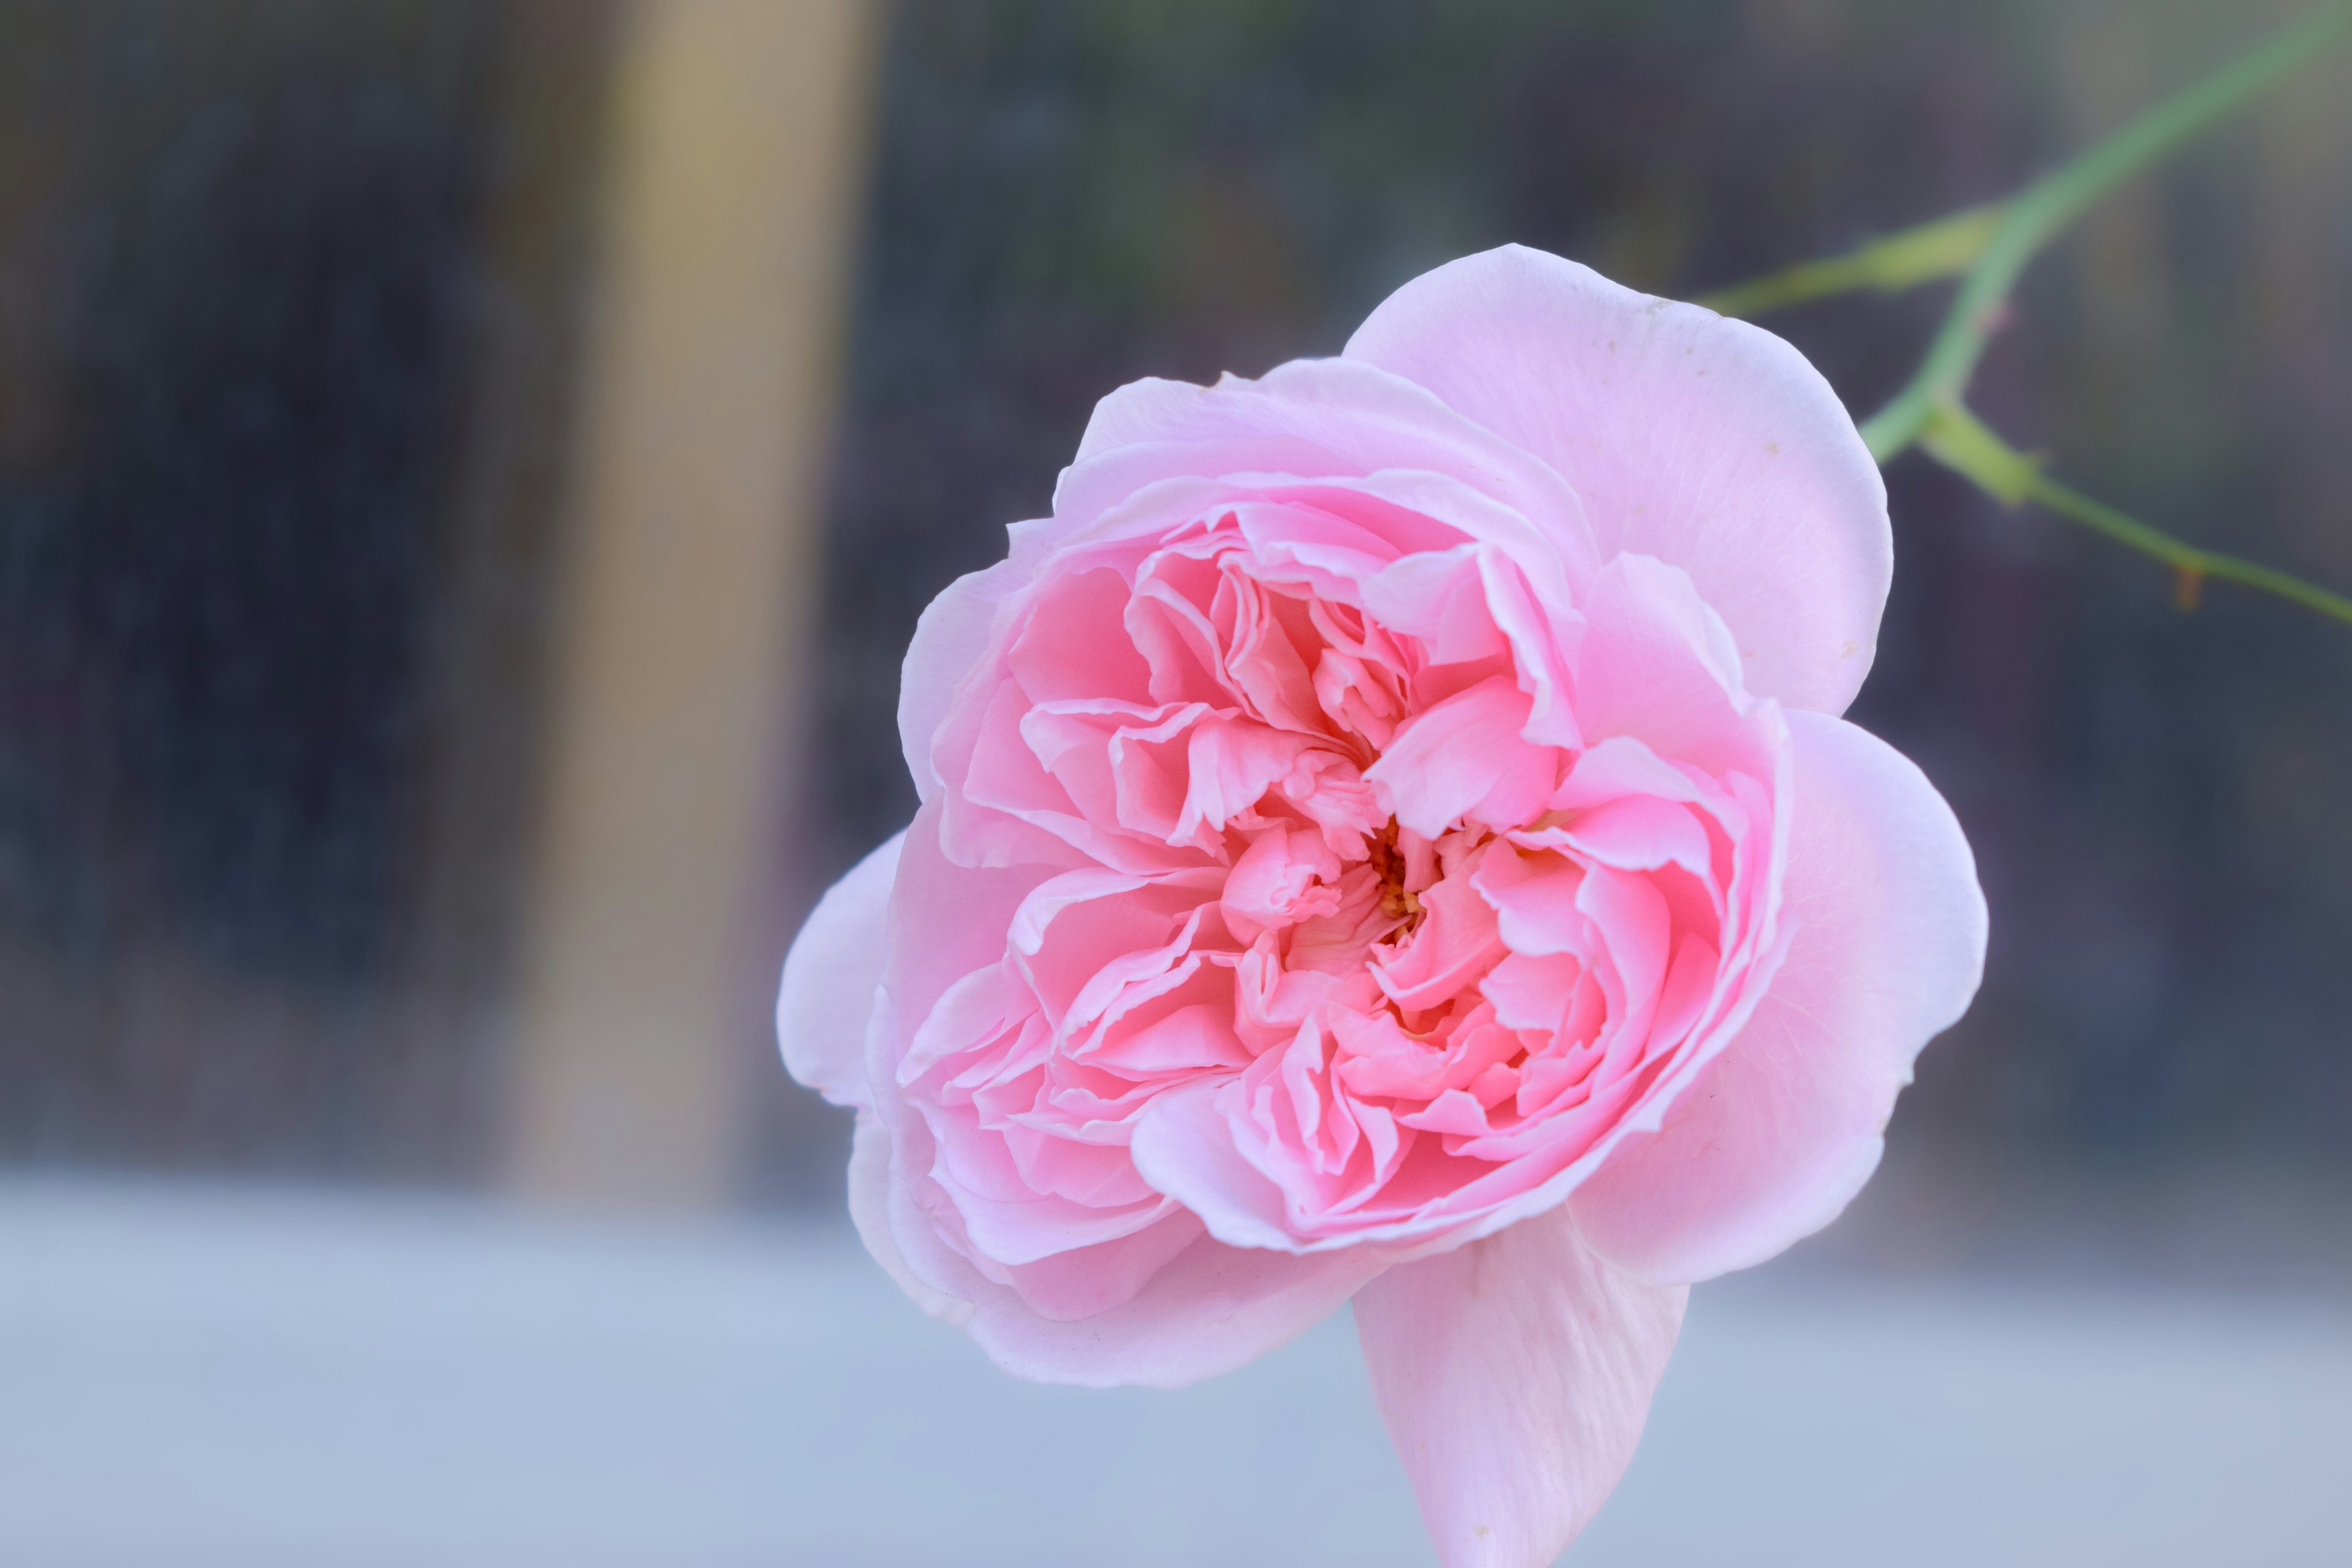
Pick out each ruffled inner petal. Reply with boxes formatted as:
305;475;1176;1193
891;453;1801;1300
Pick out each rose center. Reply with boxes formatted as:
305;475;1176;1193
1365;819;1427;930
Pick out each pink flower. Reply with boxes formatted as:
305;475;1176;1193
780;245;1986;1566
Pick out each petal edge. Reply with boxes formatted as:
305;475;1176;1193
1355;1206;1686;1568
1345;244;1889;715
1569;711;1987;1282
777;829;905;1109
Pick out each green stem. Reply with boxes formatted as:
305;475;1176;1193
1920;404;2352;628
1698;205;2003;317
1860;5;2351;462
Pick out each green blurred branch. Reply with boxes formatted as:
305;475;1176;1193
1919;404;2352;628
1708;7;2352;627
1860;6;2350;462
1699;205;2002;317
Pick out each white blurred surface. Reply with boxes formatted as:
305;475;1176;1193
2;1177;2347;1567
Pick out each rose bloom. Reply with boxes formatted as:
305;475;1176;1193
782;246;1985;1567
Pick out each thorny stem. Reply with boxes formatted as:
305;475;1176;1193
1703;7;2352;627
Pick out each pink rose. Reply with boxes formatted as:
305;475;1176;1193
781;245;1986;1566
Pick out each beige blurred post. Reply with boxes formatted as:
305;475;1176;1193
507;0;878;1206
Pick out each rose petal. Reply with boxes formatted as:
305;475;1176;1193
889;1096;1387;1389
846;1111;971;1326
1568;710;1986;1283
964;1227;1385;1389
1365;676;1555;839
776;830;905;1109
1353;1204;1686;1568
900;559;1028;804
1570;555;1754;770
864;811;1390;1382
1130;1077;1305;1252
1344;244;1889;716
1060;357;1600;592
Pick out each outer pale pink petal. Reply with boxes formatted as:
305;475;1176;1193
775;830;905;1110
967;1231;1390;1390
1059;358;1602;589
846;1112;971;1327
899;559;1028;804
1354;1205;1687;1568
881;1082;1389;1386
864;805;1388;1387
1344;244;1889;715
1569;710;1987;1283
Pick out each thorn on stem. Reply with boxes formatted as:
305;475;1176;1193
2174;565;2206;611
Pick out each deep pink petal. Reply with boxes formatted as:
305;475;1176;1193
776;831;904;1110
1344;244;1889;716
1569;711;1986;1282
1370;871;1508;1012
1354;1205;1687;1568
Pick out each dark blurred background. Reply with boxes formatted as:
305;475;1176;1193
4;0;2350;1265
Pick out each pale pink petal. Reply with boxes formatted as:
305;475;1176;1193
776;830;905;1110
983;1212;1205;1319
1569;710;1986;1283
864;813;1387;1384
900;559;1028;804
887;803;1060;1036
1071;375;1227;464
883;1089;1386;1385
1365;676;1556;839
1129;1079;1301;1253
1005;564;1158;707
845;1112;971;1326
1344;244;1889;715
1550;794;1713;878
1470;841;1586;957
1566;555;1759;776
968;1229;1386;1389
1354;1204;1687;1568
1358;548;1512;666
1059;358;1600;589
1479;951;1583;1035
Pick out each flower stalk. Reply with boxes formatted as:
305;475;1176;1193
1697;204;2003;318
1706;5;2352;627
1920;403;2352;628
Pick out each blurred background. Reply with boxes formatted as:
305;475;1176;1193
4;1;2350;1563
